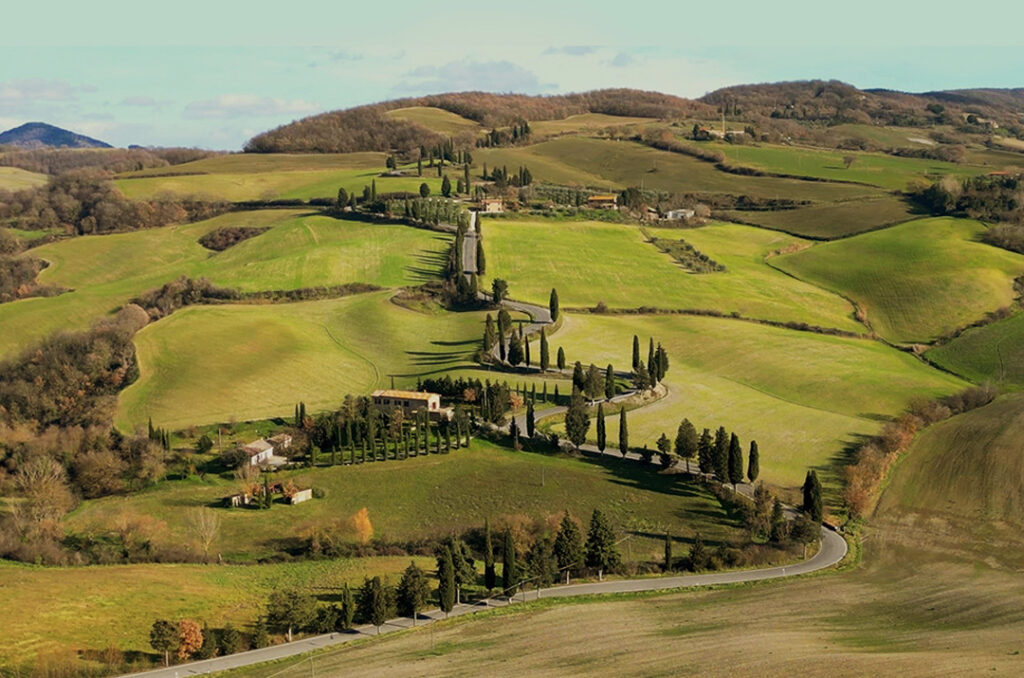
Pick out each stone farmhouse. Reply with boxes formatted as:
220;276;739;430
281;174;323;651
371;389;453;420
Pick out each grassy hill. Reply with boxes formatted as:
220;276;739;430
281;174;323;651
0;211;448;359
482;217;862;331
385;106;483;135
0;166;48;190
927;312;1024;388
773;217;1024;343
116;292;479;430
721;196;919;239
546;312;964;489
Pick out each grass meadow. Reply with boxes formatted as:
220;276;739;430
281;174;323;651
385;106;483;135
545;312;964;490
0;166;48;190
927;311;1024;389
0;211;448;359
482;217;861;331
773;217;1024;343
720;195;919;239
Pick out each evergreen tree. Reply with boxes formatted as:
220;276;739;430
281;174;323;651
769;499;788;543
633;360;651;391
728;433;744;488
526;400;535;438
689;533;709;571
526;535;558;588
441;175;452;197
463;163;470;192
675;419;699;472
436;545;455;617
367;577;392;633
664;532;674;572
336;187;348;208
565;388;590;449
509;417;520;449
539;328;550;371
596;403;606;452
585;363;603;400
149;620;177;667
747;440;760;483
524;335;531;367
657;433;674;468
697;428;713;474
476;237;486;275
397;562;430;625
267;589;317;642
371;179;377;202
483;314;497;352
585;509;620;580
340;583;355;630
556;346;566;371
502;527;518;595
618;407;629;456
713;426;729;482
553;512;584;584
802;469;823;522
604;364;615;400
656;344;669;381
572;361;586;392
419;182;430;198
507;332;524;366
549;288;560;321
632;335;640;370
252;616;270;649
417;157;422;176
483;518;496;590
492;278;508;304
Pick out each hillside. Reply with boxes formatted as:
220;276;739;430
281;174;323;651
244;89;711;153
0;122;111;149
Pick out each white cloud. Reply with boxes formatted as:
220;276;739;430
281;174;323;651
183;94;320;119
0;79;82;103
396;60;555;94
543;45;599;56
121;95;163;107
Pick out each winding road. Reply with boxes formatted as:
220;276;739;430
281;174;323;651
118;212;850;677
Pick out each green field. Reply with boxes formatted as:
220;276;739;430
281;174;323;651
120;152;387;177
386;106;483;135
484;136;884;202
710;142;979;190
482;217;862;331
773;217;1024;343
546;312;964;490
117;291;482;430
721;195;919;239
0;166;48;190
927;311;1024;389
67;439;743;562
825;123;945;149
530;113;657;137
0;211;448;360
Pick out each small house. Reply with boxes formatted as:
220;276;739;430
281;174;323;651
267;433;292;450
587;194;619;209
665;208;695;221
242;439;274;466
371;389;453;420
480;198;504;213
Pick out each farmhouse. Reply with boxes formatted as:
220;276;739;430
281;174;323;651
587;194;619;209
267;433;292;450
666;208;695;221
371;389;453;420
480;198;504;213
242;439;274;466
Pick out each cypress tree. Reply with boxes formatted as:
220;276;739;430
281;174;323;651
539;328;549;371
397;561;430;625
585;509;620;581
802;470;823;522
441;174;452;197
463;163;470;192
526;400;535;438
336;187;348;208
697;428;713;474
648;338;655;376
542;381;548;403
436;545;455;617
524;335;531;367
502;527;518;595
556;346;566;371
549;288;560;321
417;157;422;176
632;335;640;370
747;440;760;483
664;532;674;572
507;332;524;366
554;383;560;404
713;426;729;482
596;403;606;452
371;179;377;202
572;361;585;392
483;519;496;589
564;388;590;449
554;511;584;584
476;238;486;275
585;363;602;400
728;433;744;488
604;364;615;400
689;533;709;571
618;407;629;456
483;314;497;352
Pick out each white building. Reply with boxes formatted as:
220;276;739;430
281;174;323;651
242;439;274;466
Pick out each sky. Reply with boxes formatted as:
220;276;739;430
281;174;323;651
2;0;1023;149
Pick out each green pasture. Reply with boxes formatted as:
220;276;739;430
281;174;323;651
385;106;483;135
482;217;861;331
546;312;964;490
720;195;918;239
530;113;657;137
773;217;1024;343
116;291;482;430
119;152;387;177
0;211;448;359
0;166;48;190
927;311;1024;389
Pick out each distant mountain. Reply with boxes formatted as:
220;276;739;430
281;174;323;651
0;122;112;150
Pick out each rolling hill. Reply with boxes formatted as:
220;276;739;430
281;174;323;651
0;122;111;149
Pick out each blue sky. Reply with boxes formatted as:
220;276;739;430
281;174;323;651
2;0;1022;149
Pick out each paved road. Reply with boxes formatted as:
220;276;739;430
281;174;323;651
121;526;845;678
462;211;477;280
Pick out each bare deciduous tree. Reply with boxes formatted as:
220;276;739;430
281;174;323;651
186;507;221;561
